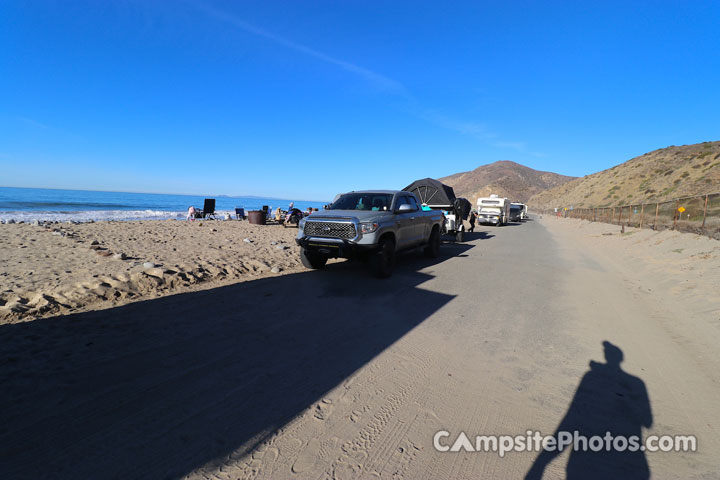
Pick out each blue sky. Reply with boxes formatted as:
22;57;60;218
2;1;719;201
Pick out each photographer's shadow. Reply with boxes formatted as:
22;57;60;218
526;341;652;479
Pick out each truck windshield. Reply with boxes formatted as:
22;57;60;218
330;193;394;211
510;206;521;212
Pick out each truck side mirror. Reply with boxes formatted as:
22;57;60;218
396;204;414;213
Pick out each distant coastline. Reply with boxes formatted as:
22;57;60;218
0;185;325;204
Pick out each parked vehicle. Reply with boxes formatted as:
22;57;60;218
403;178;471;242
296;190;444;277
511;202;528;220
477;194;510;226
509;204;523;222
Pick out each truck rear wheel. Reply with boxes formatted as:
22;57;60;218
370;237;395;278
300;248;328;269
424;227;440;258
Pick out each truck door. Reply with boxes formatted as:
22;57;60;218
406;194;426;243
394;195;417;248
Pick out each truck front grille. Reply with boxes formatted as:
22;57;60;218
304;221;356;239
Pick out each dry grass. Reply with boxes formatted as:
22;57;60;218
530;141;720;209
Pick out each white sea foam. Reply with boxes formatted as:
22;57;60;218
0;209;237;223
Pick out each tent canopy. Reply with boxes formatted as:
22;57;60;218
403;178;456;207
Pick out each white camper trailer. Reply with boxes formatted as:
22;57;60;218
477;194;510;226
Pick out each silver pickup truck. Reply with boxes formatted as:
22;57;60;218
296;190;444;277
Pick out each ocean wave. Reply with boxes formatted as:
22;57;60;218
0;210;241;223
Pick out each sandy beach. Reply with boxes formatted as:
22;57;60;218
1;216;719;479
0;219;313;323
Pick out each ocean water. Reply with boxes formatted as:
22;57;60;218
0;187;327;223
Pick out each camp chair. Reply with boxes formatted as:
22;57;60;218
235;207;245;220
202;198;217;219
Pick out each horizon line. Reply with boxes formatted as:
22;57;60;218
0;185;328;204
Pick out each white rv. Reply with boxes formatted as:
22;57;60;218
477;194;510;226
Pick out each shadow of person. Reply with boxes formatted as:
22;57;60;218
526;341;652;479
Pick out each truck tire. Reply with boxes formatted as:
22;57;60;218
456;230;464;242
370;237;395;278
300;247;328;269
424;227;440;258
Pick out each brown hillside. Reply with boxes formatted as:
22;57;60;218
439;160;576;204
530;141;720;209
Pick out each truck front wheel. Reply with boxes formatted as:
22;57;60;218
370;237;395;278
300;248;328;269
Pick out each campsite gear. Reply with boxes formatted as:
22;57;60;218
284;208;304;228
403;178;471;242
235;207;245;220
248;210;266;225
202;199;216;219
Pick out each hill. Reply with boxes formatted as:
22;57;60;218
439;160;576;203
530;141;720;209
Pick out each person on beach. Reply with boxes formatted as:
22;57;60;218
468;210;476;232
187;206;196;221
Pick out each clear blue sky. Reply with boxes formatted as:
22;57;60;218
2;1;719;200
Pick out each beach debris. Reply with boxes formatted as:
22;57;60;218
275;245;289;251
31;220;40;226
7;219;16;224
211;228;218;232
243;238;253;243
270;241;278;245
97;250;113;257
91;240;99;245
143;262;157;269
271;266;281;274
112;253;127;260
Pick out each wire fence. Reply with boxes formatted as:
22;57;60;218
536;192;720;240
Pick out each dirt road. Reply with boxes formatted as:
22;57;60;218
1;218;718;479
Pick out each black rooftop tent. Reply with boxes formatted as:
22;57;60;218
403;178;456;207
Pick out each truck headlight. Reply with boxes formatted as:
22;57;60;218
359;222;379;234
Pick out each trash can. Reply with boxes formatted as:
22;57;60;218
247;210;266;225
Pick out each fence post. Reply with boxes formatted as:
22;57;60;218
618;206;623;226
612;207;616;223
701;195;709;229
639;203;645;229
628;205;633;227
673;199;679;230
654;203;659;230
